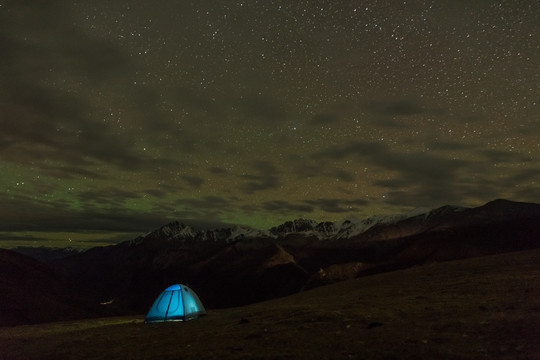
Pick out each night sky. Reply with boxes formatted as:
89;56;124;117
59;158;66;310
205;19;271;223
1;1;539;248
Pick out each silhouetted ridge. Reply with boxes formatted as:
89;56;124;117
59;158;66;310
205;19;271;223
10;198;535;325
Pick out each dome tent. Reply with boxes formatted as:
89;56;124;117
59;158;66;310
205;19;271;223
145;284;206;323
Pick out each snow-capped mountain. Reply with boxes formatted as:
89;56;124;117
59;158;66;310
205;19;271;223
50;199;540;320
269;207;436;240
128;221;272;246
125;199;540;251
130;207;441;247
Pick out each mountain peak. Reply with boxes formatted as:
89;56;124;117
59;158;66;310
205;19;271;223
126;199;537;248
269;219;319;235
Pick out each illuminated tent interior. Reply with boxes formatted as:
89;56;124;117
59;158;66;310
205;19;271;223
145;284;206;323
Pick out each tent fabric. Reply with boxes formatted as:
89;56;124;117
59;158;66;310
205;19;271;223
145;284;206;323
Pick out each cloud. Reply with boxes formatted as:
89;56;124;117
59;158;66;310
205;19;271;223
334;169;356;182
307;101;357;127
304;198;369;213
0;192;169;233
258;197;369;216
76;187;141;208
182;175;205;189
309;113;340;126
363;98;447;128
286;154;321;179
180;195;232;209
38;165;108;181
426;140;477;151
173;196;240;228
1;1;128;80
314;140;476;207
240;161;281;193
366;98;424;117
0;1;146;172
171;86;222;117
261;200;314;213
315;140;470;185
479;149;533;164
144;189;168;198
208;166;228;175
314;141;386;160
502;167;540;186
512;186;540;202
287;154;356;183
0;233;44;242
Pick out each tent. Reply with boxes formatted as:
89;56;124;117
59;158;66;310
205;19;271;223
145;284;206;323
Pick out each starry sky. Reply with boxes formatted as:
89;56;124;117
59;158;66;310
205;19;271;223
1;0;539;248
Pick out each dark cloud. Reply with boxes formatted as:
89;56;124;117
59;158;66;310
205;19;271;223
309;113;340;126
288;154;356;183
240;161;281;193
173;196;239;228
316;140;470;184
254;197;370;216
1;1;128;80
480;149;533;163
69;209;175;233
287;154;321;179
512;186;540;202
144;189;168;198
307;101;357;127
502;167;540;186
379;170;512;209
368;117;412;129
175;195;233;222
208;167;228;175
261;200;314;213
376;190;446;208
0;193;168;233
77;233;138;245
180;195;232;209
77;187;141;207
334;169;356;182
364;98;447;129
1;0;538;246
380;152;469;184
0;0;145;171
304;198;369;213
314;141;387;160
426;140;478;151
38;165;108;181
182;175;205;189
371;145;537;208
315;140;475;207
366;98;424;117
0;233;43;242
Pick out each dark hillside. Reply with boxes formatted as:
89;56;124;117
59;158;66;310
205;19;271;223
0;249;103;326
2;249;539;359
48;200;540;319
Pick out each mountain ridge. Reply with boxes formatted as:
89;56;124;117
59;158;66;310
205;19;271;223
52;199;540;309
3;199;540;326
127;204;443;248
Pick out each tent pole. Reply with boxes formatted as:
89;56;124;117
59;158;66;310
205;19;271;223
164;291;174;320
179;285;186;320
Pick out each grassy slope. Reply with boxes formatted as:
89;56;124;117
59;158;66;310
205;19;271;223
1;249;539;360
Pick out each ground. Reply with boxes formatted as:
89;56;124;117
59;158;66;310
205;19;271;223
1;249;539;359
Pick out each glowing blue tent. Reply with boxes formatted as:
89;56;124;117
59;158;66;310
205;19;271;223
145;284;206;323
